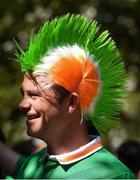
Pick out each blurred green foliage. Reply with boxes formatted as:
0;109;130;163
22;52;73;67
0;0;140;149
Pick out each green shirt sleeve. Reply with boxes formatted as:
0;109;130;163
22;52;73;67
13;156;27;178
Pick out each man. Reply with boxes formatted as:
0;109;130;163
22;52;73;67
1;14;135;179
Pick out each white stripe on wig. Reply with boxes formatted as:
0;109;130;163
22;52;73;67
33;45;90;76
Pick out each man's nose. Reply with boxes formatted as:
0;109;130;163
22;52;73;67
19;99;31;113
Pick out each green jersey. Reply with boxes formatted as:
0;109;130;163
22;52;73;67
14;136;135;179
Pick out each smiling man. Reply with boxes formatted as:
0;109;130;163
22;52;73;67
19;71;89;154
1;14;135;179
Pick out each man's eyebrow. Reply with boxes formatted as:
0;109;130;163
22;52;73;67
20;87;41;95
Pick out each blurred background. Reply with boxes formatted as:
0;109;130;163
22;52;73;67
0;0;140;162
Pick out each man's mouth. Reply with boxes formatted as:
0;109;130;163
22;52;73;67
27;114;40;120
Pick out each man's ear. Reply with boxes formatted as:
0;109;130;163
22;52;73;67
68;92;80;113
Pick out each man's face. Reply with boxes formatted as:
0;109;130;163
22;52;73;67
19;73;70;141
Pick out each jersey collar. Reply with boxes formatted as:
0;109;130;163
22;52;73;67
46;136;103;165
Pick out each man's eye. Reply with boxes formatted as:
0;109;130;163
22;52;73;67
30;93;39;98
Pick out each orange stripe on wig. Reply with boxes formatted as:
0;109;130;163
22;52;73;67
48;56;100;110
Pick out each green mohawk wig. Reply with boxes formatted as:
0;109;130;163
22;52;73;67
16;14;127;134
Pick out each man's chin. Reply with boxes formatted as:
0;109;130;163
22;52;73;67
26;128;39;138
26;126;44;140
26;129;33;137
26;118;41;137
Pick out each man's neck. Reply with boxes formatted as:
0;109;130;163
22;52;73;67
46;124;90;155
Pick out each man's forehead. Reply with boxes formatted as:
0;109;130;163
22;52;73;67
21;73;37;90
22;72;54;91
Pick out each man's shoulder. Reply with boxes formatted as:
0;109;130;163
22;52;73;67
70;148;136;179
15;147;46;178
23;147;47;165
89;148;135;172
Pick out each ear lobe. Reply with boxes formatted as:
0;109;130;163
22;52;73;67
68;93;80;113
